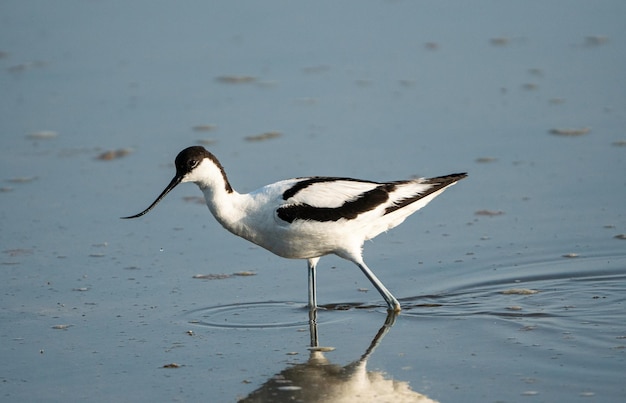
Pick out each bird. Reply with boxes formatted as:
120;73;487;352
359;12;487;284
122;146;466;312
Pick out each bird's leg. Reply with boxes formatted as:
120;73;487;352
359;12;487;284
357;310;398;363
355;261;401;312
308;308;318;348
307;257;320;311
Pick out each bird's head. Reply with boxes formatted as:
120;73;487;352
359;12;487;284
121;146;230;219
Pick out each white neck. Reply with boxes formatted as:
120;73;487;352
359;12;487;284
183;158;250;237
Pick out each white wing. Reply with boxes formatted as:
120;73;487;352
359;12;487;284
282;177;381;208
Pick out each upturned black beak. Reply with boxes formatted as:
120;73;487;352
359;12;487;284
121;175;183;219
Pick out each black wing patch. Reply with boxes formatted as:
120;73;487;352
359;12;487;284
384;173;467;215
277;173;467;223
277;183;395;223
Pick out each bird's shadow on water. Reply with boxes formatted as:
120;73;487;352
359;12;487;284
237;310;439;403
183;303;438;401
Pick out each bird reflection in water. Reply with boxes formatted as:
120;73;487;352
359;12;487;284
239;311;437;402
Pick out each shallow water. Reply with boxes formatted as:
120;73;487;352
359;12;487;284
1;1;625;402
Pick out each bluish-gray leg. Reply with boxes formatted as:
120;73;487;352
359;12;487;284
307;258;320;311
355;260;401;312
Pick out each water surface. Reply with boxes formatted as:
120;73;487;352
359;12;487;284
1;1;625;402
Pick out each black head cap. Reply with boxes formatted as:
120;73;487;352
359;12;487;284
174;146;213;177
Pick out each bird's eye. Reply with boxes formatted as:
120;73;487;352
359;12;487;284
188;159;198;169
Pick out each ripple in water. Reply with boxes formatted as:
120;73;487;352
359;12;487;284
399;255;626;324
184;301;351;329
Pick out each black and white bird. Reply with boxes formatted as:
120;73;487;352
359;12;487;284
123;146;466;312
